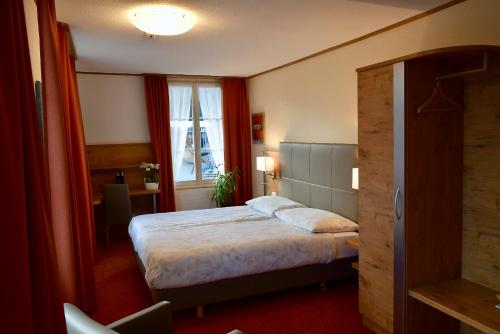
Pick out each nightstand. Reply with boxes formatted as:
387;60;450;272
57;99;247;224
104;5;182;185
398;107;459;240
345;238;359;271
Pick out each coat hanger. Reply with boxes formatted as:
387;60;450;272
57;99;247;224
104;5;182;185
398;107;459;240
417;51;489;114
417;80;462;114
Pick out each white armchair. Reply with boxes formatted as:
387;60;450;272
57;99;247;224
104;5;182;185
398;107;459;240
64;301;172;334
64;302;244;334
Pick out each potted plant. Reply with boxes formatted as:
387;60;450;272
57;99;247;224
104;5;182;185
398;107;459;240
140;162;160;190
212;167;240;207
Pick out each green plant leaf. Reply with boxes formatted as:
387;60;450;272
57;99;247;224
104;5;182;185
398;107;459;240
212;166;240;207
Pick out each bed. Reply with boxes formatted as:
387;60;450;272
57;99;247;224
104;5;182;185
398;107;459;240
129;142;358;310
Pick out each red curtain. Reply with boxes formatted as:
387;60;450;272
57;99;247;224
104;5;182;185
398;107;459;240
38;0;97;312
57;23;98;311
144;75;176;212
0;0;65;333
222;78;253;205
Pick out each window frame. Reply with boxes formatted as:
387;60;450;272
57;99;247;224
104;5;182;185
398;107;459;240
169;78;223;189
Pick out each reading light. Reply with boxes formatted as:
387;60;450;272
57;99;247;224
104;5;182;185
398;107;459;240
129;5;196;36
352;168;359;190
257;157;275;175
257;156;275;196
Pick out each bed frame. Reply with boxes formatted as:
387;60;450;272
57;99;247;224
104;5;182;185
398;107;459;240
135;142;359;310
136;252;356;310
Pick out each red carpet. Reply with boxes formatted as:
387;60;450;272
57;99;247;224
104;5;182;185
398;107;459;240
92;242;372;334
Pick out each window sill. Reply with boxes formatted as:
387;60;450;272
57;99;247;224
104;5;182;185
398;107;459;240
175;182;215;190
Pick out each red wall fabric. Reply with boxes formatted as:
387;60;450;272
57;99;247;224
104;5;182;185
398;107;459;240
222;78;253;205
144;75;177;212
0;0;66;332
38;0;96;312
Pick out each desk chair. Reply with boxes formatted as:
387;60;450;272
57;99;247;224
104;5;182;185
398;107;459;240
103;184;132;247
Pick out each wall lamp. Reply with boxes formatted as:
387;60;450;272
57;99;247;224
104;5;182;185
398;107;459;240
256;156;276;179
352;167;359;190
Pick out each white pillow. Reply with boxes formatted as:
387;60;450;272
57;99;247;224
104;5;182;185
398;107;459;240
275;207;358;233
245;196;304;216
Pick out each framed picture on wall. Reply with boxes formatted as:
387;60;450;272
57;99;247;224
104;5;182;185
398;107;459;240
252;112;264;144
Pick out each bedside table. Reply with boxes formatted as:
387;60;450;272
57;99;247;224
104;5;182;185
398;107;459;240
345;238;359;271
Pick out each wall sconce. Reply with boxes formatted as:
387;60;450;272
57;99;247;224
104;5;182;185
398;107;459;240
352;168;359;190
257;156;275;196
256;156;275;179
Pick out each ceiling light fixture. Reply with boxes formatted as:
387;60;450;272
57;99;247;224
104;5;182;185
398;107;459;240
129;5;196;36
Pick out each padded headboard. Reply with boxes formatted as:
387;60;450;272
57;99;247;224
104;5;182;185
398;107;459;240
279;142;358;222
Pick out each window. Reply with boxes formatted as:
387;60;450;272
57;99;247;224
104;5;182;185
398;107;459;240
169;81;224;186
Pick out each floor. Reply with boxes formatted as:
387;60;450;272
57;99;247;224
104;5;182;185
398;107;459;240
92;241;372;334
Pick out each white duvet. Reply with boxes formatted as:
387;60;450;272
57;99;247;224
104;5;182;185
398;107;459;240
129;205;353;289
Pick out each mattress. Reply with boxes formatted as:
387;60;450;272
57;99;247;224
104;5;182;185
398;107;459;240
129;205;358;290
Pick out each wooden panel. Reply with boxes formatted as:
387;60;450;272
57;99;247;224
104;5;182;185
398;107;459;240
87;143;155;244
358;64;394;334
87;143;154;193
404;56;464;334
88;143;153;168
462;55;500;294
409;279;500;334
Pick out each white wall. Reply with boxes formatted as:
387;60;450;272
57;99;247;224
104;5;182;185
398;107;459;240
77;73;216;209
175;188;216;211
24;0;41;83
248;0;500;197
77;74;151;144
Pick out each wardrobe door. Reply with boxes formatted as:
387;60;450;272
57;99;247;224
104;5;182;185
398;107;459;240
358;64;394;334
401;56;464;334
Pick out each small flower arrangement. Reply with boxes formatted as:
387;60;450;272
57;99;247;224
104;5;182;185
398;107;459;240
140;162;160;184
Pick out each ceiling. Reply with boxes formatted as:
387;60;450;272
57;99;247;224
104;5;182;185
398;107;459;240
55;0;450;77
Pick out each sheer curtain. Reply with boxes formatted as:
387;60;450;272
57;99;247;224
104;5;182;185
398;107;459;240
169;85;193;180
198;86;224;174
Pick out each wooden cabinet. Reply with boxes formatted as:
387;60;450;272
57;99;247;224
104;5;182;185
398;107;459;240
358;64;395;334
395;53;465;334
357;46;500;334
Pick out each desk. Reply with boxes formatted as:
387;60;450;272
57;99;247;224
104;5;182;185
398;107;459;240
93;188;160;213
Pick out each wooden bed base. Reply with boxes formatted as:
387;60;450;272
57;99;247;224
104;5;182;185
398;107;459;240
135;252;357;310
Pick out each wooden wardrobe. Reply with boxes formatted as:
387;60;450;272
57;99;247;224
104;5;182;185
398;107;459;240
357;46;500;334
